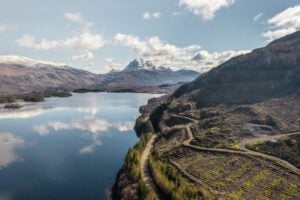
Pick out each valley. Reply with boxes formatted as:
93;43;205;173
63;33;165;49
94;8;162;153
1;1;300;200
0;57;199;95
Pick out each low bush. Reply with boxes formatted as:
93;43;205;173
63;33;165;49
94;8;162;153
247;134;300;168
0;92;72;104
125;132;152;180
149;155;203;200
134;116;154;137
0;95;17;103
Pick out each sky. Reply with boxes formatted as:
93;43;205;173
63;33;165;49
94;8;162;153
0;0;299;73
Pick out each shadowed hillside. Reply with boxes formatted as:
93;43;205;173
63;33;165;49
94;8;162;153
174;31;300;106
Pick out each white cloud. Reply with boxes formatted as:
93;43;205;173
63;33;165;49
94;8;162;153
16;35;60;50
0;107;64;119
46;118;110;133
33;117;135;154
63;32;105;51
83;58;123;74
172;12;182;16
263;28;296;42
263;5;300;41
0;24;8;32
76;107;99;115
101;58;123;73
33;125;49;136
114;33;201;58
192;50;249;70
79;145;94;154
0;23;14;32
34;117;111;154
114;34;150;55
71;52;95;61
64;12;93;30
16;35;35;48
0;132;24;169
178;0;235;20
114;121;135;132
17;12;105;54
253;12;263;21
114;33;247;72
17;32;105;52
143;12;161;20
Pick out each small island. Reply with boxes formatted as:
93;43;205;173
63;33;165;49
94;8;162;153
0;91;72;104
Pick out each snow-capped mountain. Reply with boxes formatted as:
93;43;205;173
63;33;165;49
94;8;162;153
123;59;171;72
0;55;99;94
0;55;68;68
95;59;200;89
0;56;200;94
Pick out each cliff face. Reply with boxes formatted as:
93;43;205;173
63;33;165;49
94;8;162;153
173;31;300;106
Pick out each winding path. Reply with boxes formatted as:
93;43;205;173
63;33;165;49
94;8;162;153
140;134;162;200
239;132;300;151
141;114;300;198
182;123;300;176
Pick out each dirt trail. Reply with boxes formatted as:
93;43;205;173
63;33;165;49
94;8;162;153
239;132;300;174
147;114;300;198
183;123;300;175
239;132;300;150
140;134;162;200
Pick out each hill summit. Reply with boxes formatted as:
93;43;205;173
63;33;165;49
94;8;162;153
174;31;300;106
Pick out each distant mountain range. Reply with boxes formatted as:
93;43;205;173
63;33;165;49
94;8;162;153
0;56;199;94
0;56;99;94
94;59;199;90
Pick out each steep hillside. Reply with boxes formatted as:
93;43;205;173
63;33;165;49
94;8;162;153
113;32;300;200
174;31;300;106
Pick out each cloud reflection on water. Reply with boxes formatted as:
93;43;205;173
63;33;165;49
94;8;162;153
0;132;24;169
0;104;100;120
33;116;135;154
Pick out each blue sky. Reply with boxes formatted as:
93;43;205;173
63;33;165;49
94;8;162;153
0;0;299;73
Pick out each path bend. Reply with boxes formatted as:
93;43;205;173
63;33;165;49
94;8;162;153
183;124;300;176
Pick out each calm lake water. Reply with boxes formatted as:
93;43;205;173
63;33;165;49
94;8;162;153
0;92;160;200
